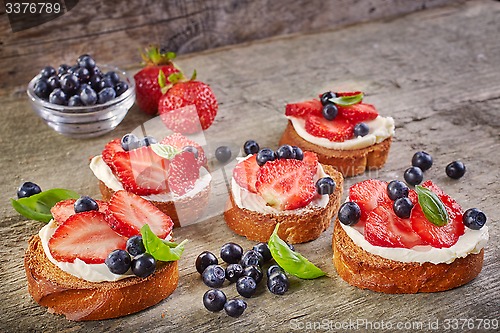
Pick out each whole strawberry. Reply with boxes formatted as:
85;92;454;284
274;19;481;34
134;46;179;115
158;71;218;134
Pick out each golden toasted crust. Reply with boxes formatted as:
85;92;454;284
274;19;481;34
99;181;210;228
332;219;484;293
224;164;343;244
279;121;392;177
24;235;178;321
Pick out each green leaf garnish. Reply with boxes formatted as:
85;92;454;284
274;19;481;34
150;143;181;159
158;70;167;89
268;224;326;279
329;92;364;106
141;224;187;261
11;189;80;223
415;185;449;226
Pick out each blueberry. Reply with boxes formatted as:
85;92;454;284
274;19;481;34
182;145;199;159
446;161;466;179
115;81;129;97
240;249;264;268
202;265;226;288
60;73;80;95
104;71;120;84
74;196;99;213
89;74;102;90
243;140;260;155
275;144;294;159
320;91;336;106
79;85;98;106
67;65;79;75
121;133;141;151
68;95;83;106
77;54;96;70
404;166;424;186
17;181;41;199
98;77;114;90
315;177;336;195
412;151;433;171
252;242;272;262
49;88;67;105
98;87;116;104
224;299;247;318
126;235;145;256
256;148;275;166
74;66;91;83
195;251;218;274
220;242;243;264
57;64;70;76
393;197;414;219
242;265;263;284
215;146;232;163
90;66;102;78
267;271;289;295
141;136;157;147
33;79;50;99
131;253;156;278
322;103;338;120
287;243;295;251
105;249;131;275
338;201;361;226
292;146;304;160
47;76;60;90
40;66;56;79
462;208;487;230
353;122;369;137
266;264;284;278
203;289;227;312
236;276;257;298
387;180;409;200
225;263;244;283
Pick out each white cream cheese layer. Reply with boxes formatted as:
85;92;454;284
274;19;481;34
288;115;395;150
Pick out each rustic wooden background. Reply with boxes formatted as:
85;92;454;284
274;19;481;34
1;0;499;332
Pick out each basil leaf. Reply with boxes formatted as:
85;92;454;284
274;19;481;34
268;224;326;279
11;189;79;223
151;143;181;159
141;224;187;261
415;185;449;226
329;92;364;106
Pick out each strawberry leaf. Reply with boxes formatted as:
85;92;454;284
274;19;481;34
190;69;197;81
158;70;167;89
141;224;187;261
415;185;449;226
151;143;181;159
329;92;364;106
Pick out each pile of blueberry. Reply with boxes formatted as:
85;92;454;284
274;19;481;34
320;91;369;138
32;54;129;107
17;181;42;198
404;151;467;186
196;242;291;318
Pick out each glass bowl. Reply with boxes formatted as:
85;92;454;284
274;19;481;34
26;65;135;139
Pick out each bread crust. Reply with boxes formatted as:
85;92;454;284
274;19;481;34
279;121;392;177
99;180;210;228
24;235;178;321
332;219;484;293
224;164;343;244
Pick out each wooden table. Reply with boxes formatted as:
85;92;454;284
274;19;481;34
1;1;499;332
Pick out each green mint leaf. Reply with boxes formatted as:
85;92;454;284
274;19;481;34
415;185;449;226
11;189;80;223
151;143;181;159
268;224;326;279
329;92;364;106
141;224;187;261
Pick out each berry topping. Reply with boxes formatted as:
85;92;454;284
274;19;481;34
393;197;414;219
353;122;369;137
316;177;336;195
275;144;295;159
126;235;146;256
412;151;433;171
321;103;338;120
105;249;131;275
446;161;466;179
167;151;200;196
160;132;207;167
182;145;199;159
292;146;304;160
256;148;276;166
304;114;353;142
140;136;158;147
233;155;260;193
131;253;156;278
203;289;227;312
404;166;424;186
338;202;361;226
240;250;264;268
224;299;247;318
74;196;99;213
462;208;487;230
120;133;141;151
387;180;409;201
236;276;257;298
302;151;319;171
195;251;218;274
320;91;336;105
243;140;260;155
17;181;41;199
220;242;243;264
349;179;387;220
102;138;125;167
202;265;226;288
267;271;289;295
51;199;108;224
285;99;322;118
215;146;232;163
252;242;272;262
225;264;244;283
337;103;378;122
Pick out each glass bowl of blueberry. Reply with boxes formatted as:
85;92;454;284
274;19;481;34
26;54;135;139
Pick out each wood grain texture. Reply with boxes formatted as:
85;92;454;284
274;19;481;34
1;0;499;332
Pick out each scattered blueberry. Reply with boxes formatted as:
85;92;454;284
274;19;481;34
126;235;146;256
393;197;414;219
275;144;294;159
266;264;284;278
195;251;218;274
202;265;226;288
33;79;50;99
77;54;96;70
256;148;275;166
315;177;336;195
141;136;157;147
224;299;247;318
40;66;56;78
182;145;199;159
404;166;424;186
60;73;80;95
322;103;338;120
98;87;116;104
446;161;466;179
220;242;243;264
131;253;156;278
338;201;361;226
121;133;141;151
320;91;336;106
68;95;83;106
353;122;369;137
203;289;227;312
252;242;272;262
462;208;487;230
236;276;257;298
243;140;260;155
49;88;67;105
115;81;129;97
79;85;98;106
412;151;433;171
17;181;41;199
74;196;99;213
292;146;304;160
240;250;264;268
242;265;263;284
215;146;232;163
387;180;409;201
267;271;289;295
105;249;131;275
225;263;244;283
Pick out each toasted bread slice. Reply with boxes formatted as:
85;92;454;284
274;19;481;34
24;235;178;321
332;219;484;293
279;121;392;177
224;164;343;244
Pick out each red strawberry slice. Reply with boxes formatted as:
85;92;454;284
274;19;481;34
168;151;200;196
337;103;378;123
349;179;388;221
410;181;464;248
48;211;127;264
365;205;425;248
304;114;354;142
255;159;315;210
51;199;108;224
160;132;207;167
285;99;322;118
106;190;174;239
302;151;319;173
233;155;260;193
102;139;124;170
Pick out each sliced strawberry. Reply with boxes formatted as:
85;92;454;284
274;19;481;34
233;155;260;193
337;103;378;123
106;190;174;238
48;211;127;264
302;151;319;173
285;99;322;118
304;114;354;142
168;151;200;196
410;181;464;248
51;199;108;224
365;205;425;248
102;139;124;169
255;159;315;210
349;179;388;221
160;132;207;167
